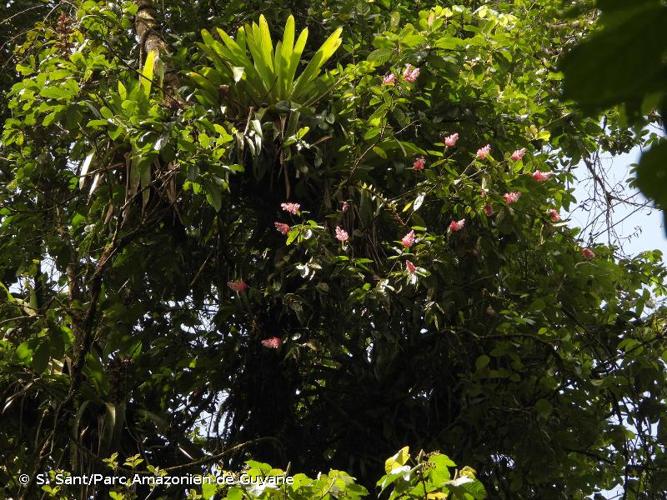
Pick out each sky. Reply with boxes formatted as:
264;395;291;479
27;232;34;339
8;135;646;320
567;146;667;258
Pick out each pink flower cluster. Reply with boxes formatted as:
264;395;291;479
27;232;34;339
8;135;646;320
548;209;560;223
511;148;527;161
403;64;420;82
270;143;572;272
532;170;553;182
227;280;248;293
274;222;290;235
581;247;595;260
443;133;459;148
503;192;521;204
281;202;300;215
413;157;426;171
476;144;491;160
401;230;416;248
335;226;349;243
261;337;282;349
382;73;396;85
449;219;465;232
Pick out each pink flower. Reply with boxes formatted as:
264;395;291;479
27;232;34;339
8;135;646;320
480;188;489;198
548;209;560;223
476;144;491;160
261;337;282;349
503;192;521;204
581;247;595;260
511;148;527;161
335;226;349;243
341;201;350;213
484;204;494;216
227;279;248;293
274;222;290;235
449;219;465;232
413;157;426;171
281;202;301;215
405;260;417;274
443;133;459;148
382;73;396;85
402;64;420;83
531;170;553;182
401;230;416;248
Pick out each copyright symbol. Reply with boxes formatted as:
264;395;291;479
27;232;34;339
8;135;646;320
18;474;29;486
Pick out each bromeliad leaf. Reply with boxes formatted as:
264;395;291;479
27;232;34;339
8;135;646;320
195;15;342;107
141;50;157;98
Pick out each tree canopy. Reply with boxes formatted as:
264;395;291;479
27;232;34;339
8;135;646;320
1;1;666;498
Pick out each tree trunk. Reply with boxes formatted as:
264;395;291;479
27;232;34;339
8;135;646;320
134;0;167;61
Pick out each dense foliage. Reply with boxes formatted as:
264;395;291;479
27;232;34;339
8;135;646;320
1;0;666;498
38;447;486;499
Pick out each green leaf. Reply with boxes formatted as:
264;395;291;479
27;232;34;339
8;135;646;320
633;141;667;228
42;111;58;126
244;17;275;95
277;16;296;98
286;28;308;94
118;81;127;100
257;15;275;72
373;145;388;159
367;48;394;64
140;160;152;208
223;487;243;500
201;480;217;499
206;184;222;211
16;342;33;365
31;341;50;373
286;228;299;245
39;81;79;100
141;50;157;98
534;398;553;419
475;355;490;371
428;454;454;485
385;446;410;474
562;3;667;112
292;26;342;100
446;476;487;499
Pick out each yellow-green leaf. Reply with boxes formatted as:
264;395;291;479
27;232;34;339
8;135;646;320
141;50;157;97
385;446;410;474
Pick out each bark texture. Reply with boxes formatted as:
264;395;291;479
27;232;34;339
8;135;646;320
135;0;167;60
